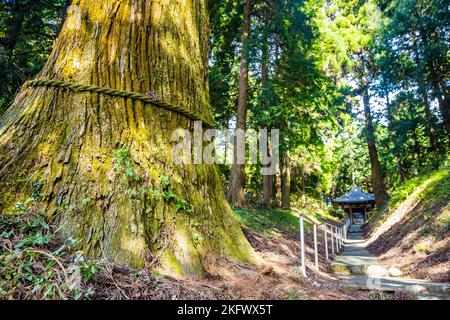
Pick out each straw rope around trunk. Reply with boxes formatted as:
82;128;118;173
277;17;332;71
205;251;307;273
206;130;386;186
23;79;215;128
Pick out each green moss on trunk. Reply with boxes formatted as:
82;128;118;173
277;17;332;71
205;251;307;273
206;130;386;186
0;0;256;275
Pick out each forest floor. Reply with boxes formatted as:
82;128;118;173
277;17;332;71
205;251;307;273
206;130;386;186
0;205;412;300
89;209;410;300
98;207;413;300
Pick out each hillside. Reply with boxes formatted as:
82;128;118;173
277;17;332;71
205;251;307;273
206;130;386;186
366;169;450;282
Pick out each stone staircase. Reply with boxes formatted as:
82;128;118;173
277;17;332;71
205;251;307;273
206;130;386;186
331;224;450;299
331;224;385;276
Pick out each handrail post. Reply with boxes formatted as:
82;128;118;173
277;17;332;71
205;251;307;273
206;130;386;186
336;227;339;252
313;224;319;271
299;212;307;277
337;227;340;252
335;226;339;253
324;224;329;261
330;225;335;255
338;227;341;251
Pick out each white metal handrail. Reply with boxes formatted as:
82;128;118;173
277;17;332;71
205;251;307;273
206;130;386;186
292;208;347;277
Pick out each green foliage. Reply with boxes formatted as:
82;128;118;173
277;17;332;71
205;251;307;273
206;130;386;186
437;214;450;234
32;180;44;200
284;287;308;300
81;198;91;208
120;162;191;214
114;147;142;182
0;202;98;300
371;0;449;184
0;0;70;113
114;149;190;212
308;0;449;196
210;0;348;204
192;233;204;247
414;244;428;253
369;291;390;300
159;175;171;189
146;176;191;213
74;253;99;284
6;198;32;215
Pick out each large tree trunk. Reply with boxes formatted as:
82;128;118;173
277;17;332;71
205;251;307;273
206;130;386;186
361;67;388;207
227;0;251;208
0;0;255;274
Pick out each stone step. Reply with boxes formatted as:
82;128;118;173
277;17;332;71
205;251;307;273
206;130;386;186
331;262;388;277
339;275;450;299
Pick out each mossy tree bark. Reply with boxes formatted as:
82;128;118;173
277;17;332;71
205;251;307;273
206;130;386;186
0;0;255;275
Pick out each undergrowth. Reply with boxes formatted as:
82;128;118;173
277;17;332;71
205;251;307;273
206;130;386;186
0;198;212;300
0;200;98;300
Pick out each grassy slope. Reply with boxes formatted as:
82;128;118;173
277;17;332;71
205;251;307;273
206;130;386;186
366;169;450;282
234;207;306;236
233;196;340;236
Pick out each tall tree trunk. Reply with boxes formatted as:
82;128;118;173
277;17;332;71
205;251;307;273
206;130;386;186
419;81;438;152
227;0;251;208
428;58;450;147
270;32;282;208
273;170;281;208
361;63;388;207
396;154;407;183
385;90;407;182
420;31;450;146
261;28;272;209
412;36;438;152
281;149;291;209
0;0;255;274
263;151;273;208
